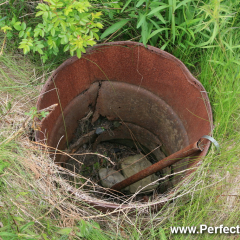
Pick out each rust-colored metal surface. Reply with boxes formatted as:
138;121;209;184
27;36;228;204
36;41;213;213
111;140;202;191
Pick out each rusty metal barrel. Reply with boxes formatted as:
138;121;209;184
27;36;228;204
36;41;213;213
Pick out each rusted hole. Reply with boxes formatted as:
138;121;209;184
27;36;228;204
36;41;213;213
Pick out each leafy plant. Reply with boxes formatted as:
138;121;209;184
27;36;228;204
0;159;10;174
76;220;108;239
0;0;103;62
24;107;49;120
100;0;238;52
100;0;199;49
0;218;37;240
194;0;236;49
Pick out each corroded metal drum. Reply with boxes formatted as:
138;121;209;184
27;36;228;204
36;41;213;213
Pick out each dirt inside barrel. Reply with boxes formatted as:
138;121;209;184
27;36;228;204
55;80;189;204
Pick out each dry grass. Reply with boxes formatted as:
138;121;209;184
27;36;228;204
0;48;240;239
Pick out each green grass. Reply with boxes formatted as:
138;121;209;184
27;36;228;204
0;0;240;239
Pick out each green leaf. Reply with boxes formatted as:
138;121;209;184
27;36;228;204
76;48;82;58
147;5;169;16
154;12;166;24
13;216;25;222
0;160;10;173
100;19;130;39
57;227;72;235
36;11;44;17
37;48;44;54
0;232;17;237
121;0;132;12
176;0;192;10
136;0;145;8
34;28;41;37
51;27;55;36
141;20;148;47
63;44;69;52
137;13;146;28
60;21;66;31
21;22;26;30
0;16;7;22
43;11;48;20
171;13;175;43
13;22;22;31
148;28;169;39
20;222;35;233
60;35;68;44
93;32;99;40
159;227;167;240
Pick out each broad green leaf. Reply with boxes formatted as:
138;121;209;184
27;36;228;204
100;19;130;39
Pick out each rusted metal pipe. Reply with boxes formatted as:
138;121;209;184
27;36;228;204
111;140;203;191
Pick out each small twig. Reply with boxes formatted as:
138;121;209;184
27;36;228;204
103;29;120;43
127;35;141;42
0;34;7;56
19;12;35;18
80;110;93;122
0;1;8;6
69;130;96;152
37;103;58;113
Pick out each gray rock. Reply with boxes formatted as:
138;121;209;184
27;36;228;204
121;154;158;194
99;168;129;191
